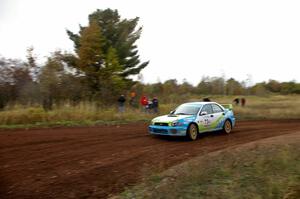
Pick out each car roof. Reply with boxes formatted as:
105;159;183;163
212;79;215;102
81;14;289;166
182;102;217;106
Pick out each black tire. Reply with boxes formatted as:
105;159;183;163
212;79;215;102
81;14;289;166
223;119;232;134
186;123;198;141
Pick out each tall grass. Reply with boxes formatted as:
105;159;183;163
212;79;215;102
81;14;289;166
0;103;145;126
0;95;299;128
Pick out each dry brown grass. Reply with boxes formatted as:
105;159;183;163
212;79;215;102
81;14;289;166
0;95;299;128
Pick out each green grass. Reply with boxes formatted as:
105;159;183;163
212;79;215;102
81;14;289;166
0;95;299;129
115;134;300;199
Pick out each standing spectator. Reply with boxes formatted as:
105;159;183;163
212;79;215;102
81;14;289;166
140;95;148;112
241;98;246;107
117;95;126;113
152;97;159;113
147;99;153;112
233;98;240;105
129;91;137;108
203;97;211;102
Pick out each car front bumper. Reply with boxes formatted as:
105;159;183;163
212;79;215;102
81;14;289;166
148;125;187;136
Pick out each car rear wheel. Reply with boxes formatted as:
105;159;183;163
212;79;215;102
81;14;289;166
187;123;198;141
223;120;232;134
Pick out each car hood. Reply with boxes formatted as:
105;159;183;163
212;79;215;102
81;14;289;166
152;114;196;123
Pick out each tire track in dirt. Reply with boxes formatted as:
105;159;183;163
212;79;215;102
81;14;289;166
0;120;300;199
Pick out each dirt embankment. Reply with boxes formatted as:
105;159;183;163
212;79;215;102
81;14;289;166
1;120;300;199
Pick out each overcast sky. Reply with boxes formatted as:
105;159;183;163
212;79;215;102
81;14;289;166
0;0;299;85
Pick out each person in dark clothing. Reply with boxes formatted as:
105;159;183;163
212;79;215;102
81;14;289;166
241;98;246;107
118;95;126;113
203;98;211;102
233;98;240;105
152;97;159;113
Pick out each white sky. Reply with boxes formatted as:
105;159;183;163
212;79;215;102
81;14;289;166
0;0;300;85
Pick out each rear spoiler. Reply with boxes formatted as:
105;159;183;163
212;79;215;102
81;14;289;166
221;104;233;110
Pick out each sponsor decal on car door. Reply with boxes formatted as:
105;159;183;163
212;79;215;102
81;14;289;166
210;104;225;129
198;104;214;132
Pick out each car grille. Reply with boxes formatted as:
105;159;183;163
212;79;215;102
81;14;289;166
154;122;169;126
152;128;168;134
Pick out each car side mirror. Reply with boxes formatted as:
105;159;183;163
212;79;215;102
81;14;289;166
200;111;208;116
170;110;175;114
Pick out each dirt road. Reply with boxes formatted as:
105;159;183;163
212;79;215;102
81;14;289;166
1;120;300;199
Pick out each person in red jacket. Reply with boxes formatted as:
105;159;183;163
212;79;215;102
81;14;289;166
140;95;148;112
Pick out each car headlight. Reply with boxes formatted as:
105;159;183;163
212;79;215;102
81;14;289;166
171;120;184;126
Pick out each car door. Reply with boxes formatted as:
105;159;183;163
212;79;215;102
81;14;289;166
197;104;214;132
210;103;225;130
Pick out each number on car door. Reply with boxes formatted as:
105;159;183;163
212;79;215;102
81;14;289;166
199;104;214;130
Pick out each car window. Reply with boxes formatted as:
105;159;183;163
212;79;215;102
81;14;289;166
173;105;202;115
201;104;213;114
211;104;223;113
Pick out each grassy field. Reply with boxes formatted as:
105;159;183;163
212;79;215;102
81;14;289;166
115;133;300;199
0;95;299;128
211;95;300;120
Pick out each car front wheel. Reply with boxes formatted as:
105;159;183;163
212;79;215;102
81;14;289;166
187;123;198;141
223;120;232;134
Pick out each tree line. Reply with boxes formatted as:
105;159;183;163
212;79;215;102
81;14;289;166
136;78;300;103
1;50;299;110
0;9;299;110
0;9;149;110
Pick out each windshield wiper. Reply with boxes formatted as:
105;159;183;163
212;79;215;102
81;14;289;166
175;113;189;115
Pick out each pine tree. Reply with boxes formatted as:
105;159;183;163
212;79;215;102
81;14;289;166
66;9;149;103
67;8;148;84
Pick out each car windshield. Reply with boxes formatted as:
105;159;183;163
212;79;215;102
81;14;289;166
173;104;202;115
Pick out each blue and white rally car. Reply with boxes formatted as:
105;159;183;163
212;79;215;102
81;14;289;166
149;102;235;140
